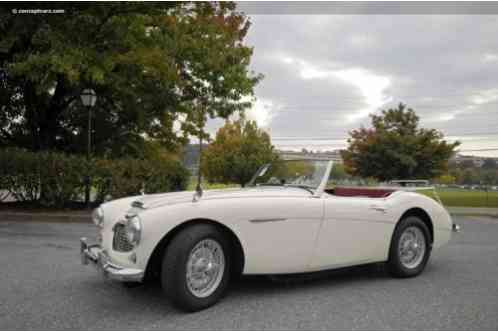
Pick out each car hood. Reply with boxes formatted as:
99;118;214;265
130;186;311;210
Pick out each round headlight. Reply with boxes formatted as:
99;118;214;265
125;215;142;245
92;207;104;227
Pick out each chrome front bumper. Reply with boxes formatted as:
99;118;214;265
80;237;144;282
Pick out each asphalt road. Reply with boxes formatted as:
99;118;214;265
1;216;497;330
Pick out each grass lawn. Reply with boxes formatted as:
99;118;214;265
419;189;498;208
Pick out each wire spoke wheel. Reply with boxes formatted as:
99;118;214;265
398;226;426;269
186;239;225;298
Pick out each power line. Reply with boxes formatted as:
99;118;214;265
271;131;498;141
458;148;498;152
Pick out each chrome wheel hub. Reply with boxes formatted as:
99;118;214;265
398;226;426;269
186;239;225;298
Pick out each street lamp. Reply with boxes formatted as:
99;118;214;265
80;88;97;208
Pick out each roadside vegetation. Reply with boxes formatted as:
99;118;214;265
0;2;260;210
0;148;189;208
201;119;278;187
341;103;460;181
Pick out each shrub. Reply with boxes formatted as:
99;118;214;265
0;148;42;202
38;152;88;207
0;148;190;207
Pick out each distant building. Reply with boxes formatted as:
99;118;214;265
451;154;492;168
277;149;343;163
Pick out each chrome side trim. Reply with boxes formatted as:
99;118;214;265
249;218;287;223
80;237;144;282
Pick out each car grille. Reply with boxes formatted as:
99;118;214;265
113;223;134;252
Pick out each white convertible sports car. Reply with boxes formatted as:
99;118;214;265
80;159;459;311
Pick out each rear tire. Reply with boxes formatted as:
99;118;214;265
387;216;431;278
121;281;142;288
161;224;231;312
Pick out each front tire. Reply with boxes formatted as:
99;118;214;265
161;224;231;312
387;216;431;278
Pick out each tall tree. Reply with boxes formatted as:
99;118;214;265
201;119;277;187
0;2;261;157
341;103;460;181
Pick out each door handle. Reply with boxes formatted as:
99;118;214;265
369;205;386;213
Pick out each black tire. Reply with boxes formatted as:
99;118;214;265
121;281;142;288
387;216;431;278
161;224;231;312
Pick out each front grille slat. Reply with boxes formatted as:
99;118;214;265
113;223;134;252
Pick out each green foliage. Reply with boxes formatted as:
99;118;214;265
0;148;42;202
329;163;349;181
341;103;460;181
482;158;497;170
201;119;277;187
448;160;498;186
435;174;457;185
39;152;89;207
0;2;261;157
0;148;189;207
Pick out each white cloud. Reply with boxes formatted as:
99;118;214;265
333;68;392;122
244;97;280;128
483;53;498;63
470;89;498;105
279;56;392;122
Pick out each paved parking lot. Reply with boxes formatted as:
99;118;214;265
1;216;497;330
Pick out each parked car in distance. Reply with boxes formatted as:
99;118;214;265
81;159;459;311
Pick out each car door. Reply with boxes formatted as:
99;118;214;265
309;194;395;270
233;195;323;274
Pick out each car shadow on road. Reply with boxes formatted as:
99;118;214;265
230;263;389;295
123;263;389;311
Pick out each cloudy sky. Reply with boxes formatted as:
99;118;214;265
208;7;498;157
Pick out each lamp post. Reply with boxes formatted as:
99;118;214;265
80;88;97;208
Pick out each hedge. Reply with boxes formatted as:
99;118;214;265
0;148;189;207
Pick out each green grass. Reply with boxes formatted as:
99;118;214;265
418;189;498;208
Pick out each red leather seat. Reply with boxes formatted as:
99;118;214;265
331;187;394;198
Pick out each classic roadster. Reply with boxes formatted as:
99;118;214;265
80;160;458;311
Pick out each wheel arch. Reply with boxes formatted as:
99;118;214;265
398;207;434;244
144;218;245;281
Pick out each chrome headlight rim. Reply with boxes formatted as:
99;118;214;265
92;206;104;227
124;215;142;246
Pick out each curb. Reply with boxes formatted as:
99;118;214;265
447;207;498;219
0;212;91;223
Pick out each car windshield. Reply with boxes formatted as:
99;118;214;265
248;160;330;192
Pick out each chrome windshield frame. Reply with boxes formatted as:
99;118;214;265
248;159;334;196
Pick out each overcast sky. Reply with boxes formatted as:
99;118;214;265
207;9;498;157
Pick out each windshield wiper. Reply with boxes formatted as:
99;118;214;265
285;184;315;194
257;183;315;194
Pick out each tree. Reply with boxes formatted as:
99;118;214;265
482;158;497;170
201;119;277;187
481;169;498;186
461;168;478;185
0;2;261;157
341;103;460;181
435;174;456;185
459;160;476;169
329;163;350;182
